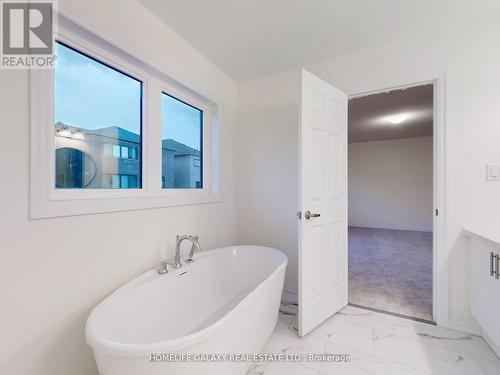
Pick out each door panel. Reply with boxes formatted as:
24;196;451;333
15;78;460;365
311;129;325;199
298;69;348;337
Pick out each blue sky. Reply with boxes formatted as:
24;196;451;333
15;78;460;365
162;94;201;150
55;42;201;150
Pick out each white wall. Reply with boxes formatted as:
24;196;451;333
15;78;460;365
237;14;500;333
305;21;500;332
237;69;300;294
348;137;433;232
3;2;500;374
0;1;238;375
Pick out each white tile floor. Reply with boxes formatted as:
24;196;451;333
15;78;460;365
248;306;500;375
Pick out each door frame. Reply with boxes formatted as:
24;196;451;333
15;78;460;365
348;75;447;326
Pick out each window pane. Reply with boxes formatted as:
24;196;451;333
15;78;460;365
54;42;142;189
161;93;202;189
103;143;112;156
55;148;96;188
121;146;129;159
111;175;120;189
129;175;138;188
112;144;121;158
130;147;137;160
120;175;128;188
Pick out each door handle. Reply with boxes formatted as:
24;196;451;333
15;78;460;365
490;252;500;279
304;211;320;220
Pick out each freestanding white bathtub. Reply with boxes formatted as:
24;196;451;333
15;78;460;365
86;245;287;375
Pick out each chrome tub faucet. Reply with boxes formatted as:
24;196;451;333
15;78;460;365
174;234;201;268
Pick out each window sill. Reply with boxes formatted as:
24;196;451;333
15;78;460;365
30;192;223;219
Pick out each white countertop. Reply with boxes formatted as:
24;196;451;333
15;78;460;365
464;225;500;245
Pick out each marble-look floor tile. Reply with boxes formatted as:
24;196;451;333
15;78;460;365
370;330;486;375
333;306;498;362
309;318;374;354
321;341;432;375
410;323;497;362
261;322;326;372
249;306;499;375
477;358;500;375
247;363;268;375
251;361;319;374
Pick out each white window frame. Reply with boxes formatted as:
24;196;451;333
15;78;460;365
30;15;220;219
160;86;211;195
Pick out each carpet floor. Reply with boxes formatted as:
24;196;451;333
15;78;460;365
348;226;433;321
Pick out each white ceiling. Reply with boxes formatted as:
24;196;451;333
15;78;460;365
138;0;498;81
349;85;433;143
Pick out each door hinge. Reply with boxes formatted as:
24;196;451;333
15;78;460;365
435;208;439;216
297;211;302;220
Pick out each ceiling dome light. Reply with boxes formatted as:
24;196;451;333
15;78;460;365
386;113;410;124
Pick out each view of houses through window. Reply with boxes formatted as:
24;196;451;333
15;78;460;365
54;42;203;190
161;93;202;189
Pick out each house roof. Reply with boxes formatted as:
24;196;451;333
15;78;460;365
55;123;141;143
162;139;200;156
90;126;141;143
55;122;200;156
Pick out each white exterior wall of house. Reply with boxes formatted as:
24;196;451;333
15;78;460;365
55;124;142;189
173;154;201;188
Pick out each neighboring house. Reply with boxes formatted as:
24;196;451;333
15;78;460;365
162;139;201;189
55;122;201;189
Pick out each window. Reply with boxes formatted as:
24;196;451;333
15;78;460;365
103;143;138;159
112;144;121;158
103;143;112;156
55;147;97;188
54;41;142;189
110;174;138;189
161;93;203;189
30;22;219;218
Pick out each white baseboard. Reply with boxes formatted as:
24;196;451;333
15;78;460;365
282;286;298;304
444;315;481;335
481;329;500;359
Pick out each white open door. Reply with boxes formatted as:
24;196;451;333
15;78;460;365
298;69;348;337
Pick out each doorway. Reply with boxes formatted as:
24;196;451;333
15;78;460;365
347;84;435;322
297;71;444;336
